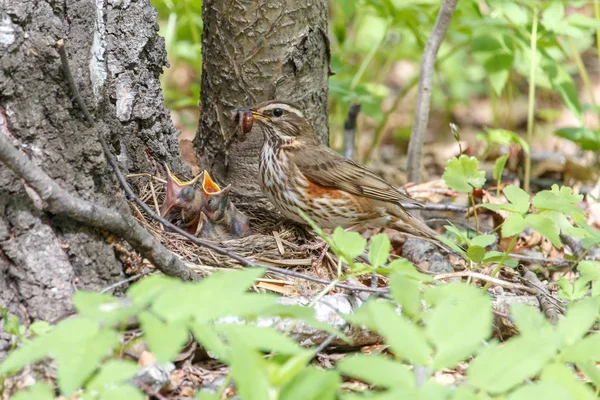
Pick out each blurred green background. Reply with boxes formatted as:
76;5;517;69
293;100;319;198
152;0;600;173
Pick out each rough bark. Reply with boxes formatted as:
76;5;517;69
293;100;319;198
0;0;185;324
195;0;330;205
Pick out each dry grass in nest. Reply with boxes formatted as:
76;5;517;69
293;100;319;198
127;174;342;296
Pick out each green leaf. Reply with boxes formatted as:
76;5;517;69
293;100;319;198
215;324;303;355
228;334;271;400
348;300;431;364
4;312;20;336
541;61;581;120
579;261;600;283
96;384;145;400
390;272;421;317
482;129;530;154
190;323;230;361
542;2;564;30
500;2;528;25
332;227;367;261
337;353;414;389
73;291;136;326
468;332;560;394
493;154;509;182
386;259;433;282
540;363;595;400
482;185;530;214
502;214;526;237
369;233;391;268
139;311;189;363
562;333;600;363
270;351;314;387
10;383;55;400
511;303;552;337
576;360;600;388
508;382;572;400
482;251;518;268
556;127;600;151
532;185;585;223
470;234;496;248
467;245;486;263
442;155;486;193
556;297;599;345
424;283;492;369
127;274;180;308
525;214;562;248
280;367;340;400
87;360;139;391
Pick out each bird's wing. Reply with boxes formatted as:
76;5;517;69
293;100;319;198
292;143;420;205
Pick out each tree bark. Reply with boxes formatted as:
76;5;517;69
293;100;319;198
0;0;185;324
195;0;330;206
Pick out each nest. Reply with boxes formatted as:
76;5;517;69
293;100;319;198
127;174;339;295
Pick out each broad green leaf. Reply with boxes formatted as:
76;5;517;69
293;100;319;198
29;321;51;336
450;387;479;400
489;69;509;96
228;334;270;400
443;155;486;193
525;214;561;248
556;127;600;151
468;332;560;394
386;259;433;282
556;297;599;345
369;233;391;268
576;360;600;388
348;300;431;364
541;61;581;120
540;363;595;400
215;324;303;355
493;154;509;182
424;283;492;369
482;251;518;268
542;2;564;31
470;234;497;248
333;227;367;261
579;261;600;282
10;383;54;400
482;129;530;154
190;323;230;361
500;2;528;25
502;214;526;237
280;367;340;400
87;360;139;391
127;274;180;308
467;245;486;263
270;351;314;387
73;291;136;326
482;185;530;214
139;311;189;362
94;384;145;400
508;382;572;400
337;353;414;389
390;272;421;317
532;185;585;222
511;303;552;337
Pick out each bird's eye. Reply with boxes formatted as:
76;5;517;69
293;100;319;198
272;108;284;117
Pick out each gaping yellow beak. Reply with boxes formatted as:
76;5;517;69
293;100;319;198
202;170;223;195
160;164;202;218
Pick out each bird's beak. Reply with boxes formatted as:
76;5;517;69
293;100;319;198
251;110;268;121
160;164;202;218
202;170;223;195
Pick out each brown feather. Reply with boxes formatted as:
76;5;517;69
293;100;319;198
291;139;420;206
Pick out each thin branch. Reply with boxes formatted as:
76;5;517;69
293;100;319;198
343;103;360;160
433;271;538;295
0;133;201;281
54;39;386;296
406;0;458;183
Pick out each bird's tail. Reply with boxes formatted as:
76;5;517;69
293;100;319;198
390;213;460;256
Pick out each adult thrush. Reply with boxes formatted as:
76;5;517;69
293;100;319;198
247;100;445;244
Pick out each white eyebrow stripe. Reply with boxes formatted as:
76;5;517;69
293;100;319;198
258;103;304;118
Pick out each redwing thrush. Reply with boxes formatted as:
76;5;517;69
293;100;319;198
246;100;445;245
161;168;250;238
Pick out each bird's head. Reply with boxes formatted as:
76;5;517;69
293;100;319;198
247;100;316;143
160;165;203;220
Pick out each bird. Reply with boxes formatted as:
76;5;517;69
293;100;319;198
160;167;250;239
245;100;446;246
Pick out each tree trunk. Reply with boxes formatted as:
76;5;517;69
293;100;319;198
0;0;185;325
195;0;330;207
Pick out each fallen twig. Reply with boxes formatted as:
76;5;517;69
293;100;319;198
516;265;564;324
433;271;537;295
